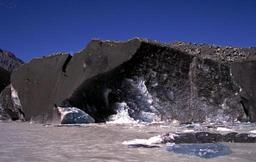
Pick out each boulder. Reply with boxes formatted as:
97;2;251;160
0;85;25;120
8;39;256;123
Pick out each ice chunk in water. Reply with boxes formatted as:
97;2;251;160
216;127;233;132
122;135;163;146
57;107;95;124
166;143;231;159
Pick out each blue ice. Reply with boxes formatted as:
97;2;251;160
166;143;231;159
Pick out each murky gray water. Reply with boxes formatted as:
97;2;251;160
0;122;256;162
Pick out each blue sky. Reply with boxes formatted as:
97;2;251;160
0;0;256;61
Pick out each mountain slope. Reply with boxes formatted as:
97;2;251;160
0;49;23;72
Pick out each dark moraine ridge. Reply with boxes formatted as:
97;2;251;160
1;38;256;123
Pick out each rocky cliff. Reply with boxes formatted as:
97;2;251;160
0;49;23;72
1;39;256;123
0;67;10;93
0;49;23;120
0;49;23;92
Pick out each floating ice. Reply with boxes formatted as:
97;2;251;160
249;130;256;134
216;127;233;132
122;135;163;148
166;143;232;159
182;129;195;133
57;107;95;124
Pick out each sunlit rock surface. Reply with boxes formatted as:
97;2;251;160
3;38;256;124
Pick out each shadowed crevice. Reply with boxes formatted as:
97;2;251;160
62;55;72;73
240;97;249;118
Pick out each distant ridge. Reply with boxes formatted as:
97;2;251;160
0;49;23;72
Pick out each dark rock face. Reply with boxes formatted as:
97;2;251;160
0;67;10;92
0;85;14;120
0;85;25;120
11;40;141;122
170;42;256;122
231;61;256;122
0;50;23;120
8;39;256;123
63;42;245;123
11;54;73;122
0;49;23;72
0;50;23;92
188;57;244;122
